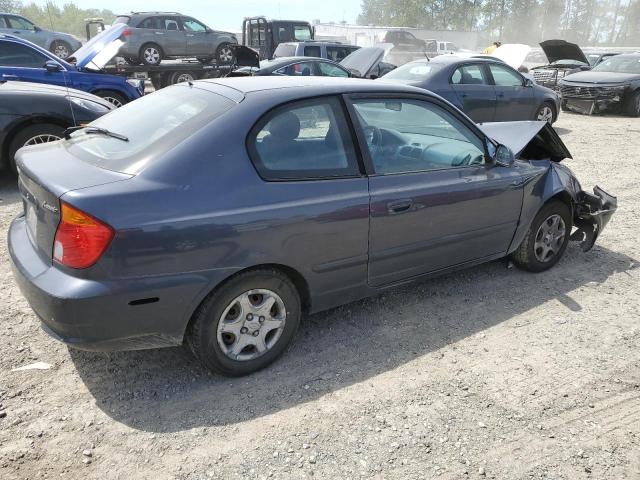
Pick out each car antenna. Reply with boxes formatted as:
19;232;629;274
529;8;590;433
62;70;78;129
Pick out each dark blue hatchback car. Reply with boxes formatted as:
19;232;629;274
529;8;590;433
9;77;616;376
0;24;143;107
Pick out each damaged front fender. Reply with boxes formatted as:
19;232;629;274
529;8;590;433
570;186;617;251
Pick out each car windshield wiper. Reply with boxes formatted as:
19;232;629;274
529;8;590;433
64;126;129;142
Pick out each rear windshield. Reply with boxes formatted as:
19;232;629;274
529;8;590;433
273;43;296;58
66;85;235;174
113;16;130;25
382;62;444;81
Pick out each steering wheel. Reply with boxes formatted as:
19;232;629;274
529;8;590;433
362;126;382;151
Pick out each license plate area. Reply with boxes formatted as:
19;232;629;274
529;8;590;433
565;99;595;115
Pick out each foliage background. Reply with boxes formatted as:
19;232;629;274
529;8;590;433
358;0;640;45
0;0;114;39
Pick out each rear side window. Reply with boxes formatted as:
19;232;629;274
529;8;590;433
318;62;348;77
138;17;163;29
248;97;359;180
304;45;321;57
275;62;315;76
67;85;235;174
0;41;46;67
451;65;488;85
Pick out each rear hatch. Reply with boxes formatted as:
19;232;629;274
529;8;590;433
16;141;131;262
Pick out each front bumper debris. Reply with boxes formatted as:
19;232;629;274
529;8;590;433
570;186;617;251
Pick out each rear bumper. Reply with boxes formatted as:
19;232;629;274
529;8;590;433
8;215;210;351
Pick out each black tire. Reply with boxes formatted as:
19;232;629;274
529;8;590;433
511;200;572;273
624;91;640;117
140;43;163;66
560;99;570;112
535;101;556;124
8;123;65;174
94;90;128;108
215;43;235;65
187;269;301;376
50;40;71;59
168;71;197;85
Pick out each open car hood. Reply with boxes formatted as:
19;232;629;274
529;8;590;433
491;43;531;69
340;46;388;78
540;39;588;65
479;121;572;162
231;45;260;68
70;24;126;70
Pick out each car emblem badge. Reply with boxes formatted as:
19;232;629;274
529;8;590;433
42;201;59;213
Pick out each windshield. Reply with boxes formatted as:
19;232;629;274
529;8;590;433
382;62;444;81
67;85;236;174
592;55;640;74
586;54;602;65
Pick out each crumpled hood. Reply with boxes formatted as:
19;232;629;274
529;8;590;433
540;39;588;65
478;121;572;162
561;70;640;84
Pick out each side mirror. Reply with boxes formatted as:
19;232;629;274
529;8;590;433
524;78;534;87
45;60;62;72
494;144;515;167
34;25;42;32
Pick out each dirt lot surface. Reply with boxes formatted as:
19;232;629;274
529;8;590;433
0;112;639;480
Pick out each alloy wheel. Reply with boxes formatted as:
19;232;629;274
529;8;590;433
24;134;62;146
216;289;287;361
536;105;554;123
102;96;124;108
534;214;566;263
218;46;234;63
144;47;161;65
175;73;194;83
54;44;69;59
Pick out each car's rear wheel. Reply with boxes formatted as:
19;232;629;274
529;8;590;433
8;124;65;174
140;43;163;66
624;91;640;117
187;269;301;376
169;71;196;85
216;43;235;65
50;40;71;59
511;200;572;272
95;90;128;108
535;102;556;123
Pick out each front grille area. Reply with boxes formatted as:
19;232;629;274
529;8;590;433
533;69;557;85
560;85;618;99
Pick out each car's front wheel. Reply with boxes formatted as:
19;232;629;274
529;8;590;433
8;123;65;174
624;91;640;117
511;200;572;272
535;102;556;123
140;43;163;66
50;40;71;59
187;269;301;376
95;90;128;108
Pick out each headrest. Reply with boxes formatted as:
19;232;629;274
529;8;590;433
267;112;300;140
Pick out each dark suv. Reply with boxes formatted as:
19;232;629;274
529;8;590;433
113;12;237;65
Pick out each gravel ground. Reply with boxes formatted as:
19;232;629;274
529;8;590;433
0;112;639;480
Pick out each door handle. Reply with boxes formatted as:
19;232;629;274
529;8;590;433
497;92;505;98
387;200;413;214
155;31;165;35
460;92;468;98
186;34;194;37
2;74;18;80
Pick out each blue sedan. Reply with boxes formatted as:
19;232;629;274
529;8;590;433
0;24;143;107
380;56;561;124
9;77;615;376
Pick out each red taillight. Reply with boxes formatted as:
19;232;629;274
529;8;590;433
53;202;114;269
122;29;130;37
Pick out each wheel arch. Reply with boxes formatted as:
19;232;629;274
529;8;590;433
1;116;69;170
181;263;312;343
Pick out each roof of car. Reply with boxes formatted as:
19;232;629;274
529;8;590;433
261;56;339;67
430;55;505;65
199;76;430;95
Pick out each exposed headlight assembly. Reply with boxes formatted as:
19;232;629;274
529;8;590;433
70;97;110;113
127;78;144;90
